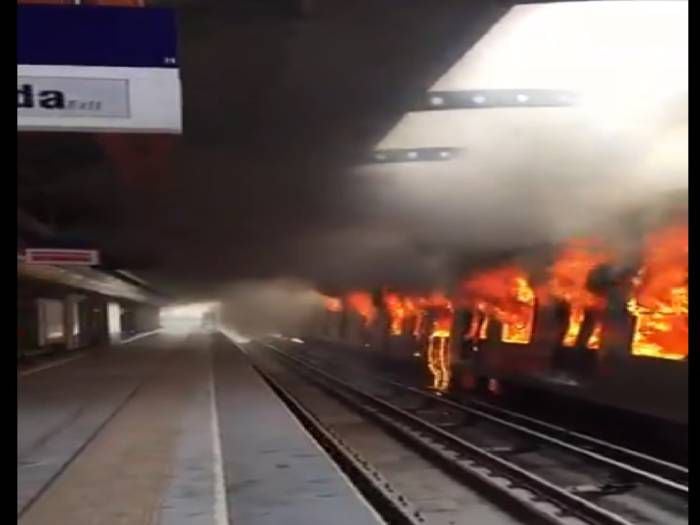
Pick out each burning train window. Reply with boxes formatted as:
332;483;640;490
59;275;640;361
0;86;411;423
465;309;491;342
460;268;536;345
501;277;536;344
626;224;688;361
479;316;489;340
586;322;602;351
560;306;603;351
547;240;610;351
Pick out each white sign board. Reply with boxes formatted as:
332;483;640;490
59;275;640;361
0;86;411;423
18;66;181;133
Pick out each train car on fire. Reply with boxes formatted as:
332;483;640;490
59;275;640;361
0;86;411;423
450;224;688;427
323;206;687;428
378;226;686;427
451;294;687;426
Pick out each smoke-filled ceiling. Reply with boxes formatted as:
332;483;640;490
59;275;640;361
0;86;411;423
355;1;687;287
17;0;687;309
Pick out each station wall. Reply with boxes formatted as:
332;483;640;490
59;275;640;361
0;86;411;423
18;278;161;358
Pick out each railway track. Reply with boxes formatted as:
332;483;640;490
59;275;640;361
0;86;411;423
454;395;688;489
251;339;687;525
284;340;688;493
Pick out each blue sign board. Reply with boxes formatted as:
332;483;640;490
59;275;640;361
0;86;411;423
17;5;182;133
18;5;178;68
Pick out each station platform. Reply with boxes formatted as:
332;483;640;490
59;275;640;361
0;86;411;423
17;330;162;377
18;332;383;525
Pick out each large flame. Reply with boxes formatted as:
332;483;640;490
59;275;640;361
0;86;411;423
426;300;453;392
460;266;536;344
346;291;376;326
382;293;426;337
412;292;453;339
423;292;452;309
587;323;603;350
412;312;424;338
427;332;451;392
478;315;490;340
627;223;688;360
378;289;454;390
402;297;423;338
384;292;407;336
466;303;491;340
547;240;610;349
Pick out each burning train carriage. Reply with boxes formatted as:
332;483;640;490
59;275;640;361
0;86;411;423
320;295;344;339
455;294;687;425
453;222;688;425
322;216;687;425
321;291;388;348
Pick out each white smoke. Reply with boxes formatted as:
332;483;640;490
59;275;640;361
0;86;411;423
218;278;327;338
343;1;687;281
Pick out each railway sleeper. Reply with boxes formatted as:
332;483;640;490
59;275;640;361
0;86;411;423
483;443;541;456
567;482;637;497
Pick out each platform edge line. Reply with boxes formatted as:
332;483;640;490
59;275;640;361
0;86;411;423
209;348;230;525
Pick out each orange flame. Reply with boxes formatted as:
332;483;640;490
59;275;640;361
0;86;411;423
412;310;425;338
627;223;688;360
402;297;423;338
427;333;451;391
467;309;480;339
406;293;452;340
382;293;428;337
478;316;490;340
547;240;610;349
425;292;452;309
346;292;376;326
426;300;453;392
466;303;491;340
460;266;536;344
587;322;603;350
431;308;453;337
384;292;407;336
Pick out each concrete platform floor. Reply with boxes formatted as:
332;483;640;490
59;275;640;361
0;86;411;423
18;332;383;525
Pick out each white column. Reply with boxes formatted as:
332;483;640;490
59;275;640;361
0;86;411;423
65;294;83;350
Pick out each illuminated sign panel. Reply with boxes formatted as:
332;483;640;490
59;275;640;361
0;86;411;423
25;248;100;266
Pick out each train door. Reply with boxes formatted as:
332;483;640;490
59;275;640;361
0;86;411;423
551;302;600;379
